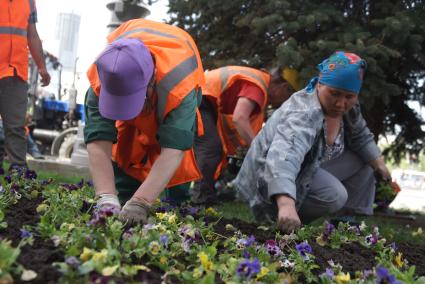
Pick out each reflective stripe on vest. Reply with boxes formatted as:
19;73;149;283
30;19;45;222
0;26;27;37
114;27;199;120
220;68;269;93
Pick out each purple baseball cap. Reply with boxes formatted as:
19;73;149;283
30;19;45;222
95;38;154;120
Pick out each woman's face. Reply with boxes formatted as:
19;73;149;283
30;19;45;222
317;83;358;118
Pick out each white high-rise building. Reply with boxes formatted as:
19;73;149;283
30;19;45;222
55;13;81;71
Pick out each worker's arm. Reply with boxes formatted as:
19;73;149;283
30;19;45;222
27;23;50;86
232;97;257;145
369;156;392;181
83;88;118;197
131;90;199;204
132;147;184;204
87;140;116;195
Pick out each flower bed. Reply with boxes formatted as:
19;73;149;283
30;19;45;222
1;168;425;283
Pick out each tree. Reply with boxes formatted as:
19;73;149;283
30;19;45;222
168;0;425;161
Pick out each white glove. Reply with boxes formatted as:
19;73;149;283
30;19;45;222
96;193;121;210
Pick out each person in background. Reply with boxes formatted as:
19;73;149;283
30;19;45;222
234;52;392;233
84;19;205;224
0;0;50;170
191;66;299;204
0;115;44;170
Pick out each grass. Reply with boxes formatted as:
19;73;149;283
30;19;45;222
4;161;83;184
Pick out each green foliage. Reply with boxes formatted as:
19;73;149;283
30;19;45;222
168;0;425;160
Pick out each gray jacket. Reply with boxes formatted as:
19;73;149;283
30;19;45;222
234;87;381;221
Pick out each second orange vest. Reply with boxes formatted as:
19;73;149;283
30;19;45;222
203;66;270;178
0;0;35;81
87;19;205;187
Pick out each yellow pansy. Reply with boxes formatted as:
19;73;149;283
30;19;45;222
193;267;203;279
101;265;119;276
160;256;168;264
256;267;269;280
205;207;218;216
92;249;108;263
167;214;177;224
316;235;327;247
412;227;423;236
156;212;167;220
149;241;161;255
225;224;237;231
36;203;49;213
79;247;93;262
335;272;351;284
198;252;214;271
394;252;404;268
157;224;167;232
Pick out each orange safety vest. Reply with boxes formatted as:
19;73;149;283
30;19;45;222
203;66;270;178
87;19;205;187
0;0;35;81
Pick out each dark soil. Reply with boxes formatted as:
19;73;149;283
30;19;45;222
311;242;376;274
213;217;425;277
0;197;63;284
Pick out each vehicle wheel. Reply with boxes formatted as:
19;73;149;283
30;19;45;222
58;134;76;160
50;127;78;156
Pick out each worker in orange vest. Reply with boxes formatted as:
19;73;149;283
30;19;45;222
0;0;50;170
191;66;300;204
85;19;205;224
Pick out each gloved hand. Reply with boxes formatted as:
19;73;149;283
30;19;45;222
119;198;151;225
96;193;121;210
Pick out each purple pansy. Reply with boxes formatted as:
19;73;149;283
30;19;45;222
88;205;120;226
160;235;169;247
365;233;379;246
24;170;37;180
323;268;334;279
376;266;401;284
295;241;313;260
4;175;11;184
10;183;20;194
236;235;256;249
20;229;32;238
265;240;282;257
65;256;80;268
236;258;261;279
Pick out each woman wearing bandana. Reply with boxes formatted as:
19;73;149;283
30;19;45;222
234;51;391;233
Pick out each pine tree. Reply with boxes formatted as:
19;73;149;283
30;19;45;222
168;0;425;160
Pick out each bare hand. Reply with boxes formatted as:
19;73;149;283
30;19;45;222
371;156;392;181
39;68;51;86
276;195;301;233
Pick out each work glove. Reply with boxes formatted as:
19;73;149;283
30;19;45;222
119;198;151;225
96;193;121;210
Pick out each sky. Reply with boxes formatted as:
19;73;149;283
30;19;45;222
35;0;170;101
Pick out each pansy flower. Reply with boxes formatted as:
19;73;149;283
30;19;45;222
236;258;261;279
20;228;32;238
264;240;282;256
295;241;312;260
376;266;401;284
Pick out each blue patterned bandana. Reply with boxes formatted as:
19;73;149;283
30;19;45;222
306;51;367;94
